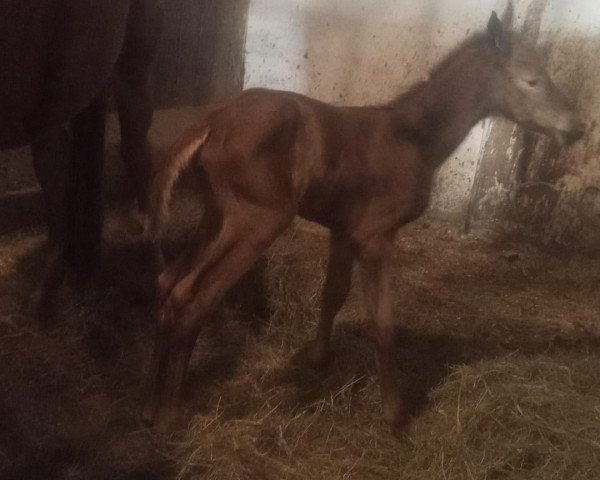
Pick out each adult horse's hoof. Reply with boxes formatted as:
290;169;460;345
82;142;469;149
141;400;157;427
124;210;150;237
36;295;62;330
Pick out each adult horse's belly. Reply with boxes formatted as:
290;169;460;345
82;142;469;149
0;0;130;148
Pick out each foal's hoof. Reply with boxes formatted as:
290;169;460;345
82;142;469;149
306;342;332;370
383;402;411;434
149;407;187;435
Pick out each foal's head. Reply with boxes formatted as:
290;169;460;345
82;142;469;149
485;12;585;145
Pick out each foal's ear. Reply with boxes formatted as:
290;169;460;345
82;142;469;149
487;11;504;50
487;10;511;59
501;2;514;28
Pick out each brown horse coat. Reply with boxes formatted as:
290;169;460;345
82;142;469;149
146;12;584;431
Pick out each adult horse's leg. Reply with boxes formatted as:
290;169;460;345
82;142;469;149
30;94;106;322
31;128;70;324
114;0;163;232
31;128;69;247
66;93;107;280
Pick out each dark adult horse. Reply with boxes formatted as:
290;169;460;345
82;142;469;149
1;0;163;316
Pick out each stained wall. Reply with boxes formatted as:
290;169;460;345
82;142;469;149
243;0;600;249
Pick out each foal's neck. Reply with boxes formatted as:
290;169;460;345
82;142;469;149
392;44;493;165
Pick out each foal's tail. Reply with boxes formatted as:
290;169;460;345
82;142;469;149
148;123;211;241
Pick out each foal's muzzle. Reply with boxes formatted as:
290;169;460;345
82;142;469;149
557;120;586;146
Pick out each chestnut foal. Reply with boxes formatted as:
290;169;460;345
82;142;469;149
146;12;584;430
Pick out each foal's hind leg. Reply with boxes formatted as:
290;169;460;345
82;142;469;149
308;234;355;367
151;210;291;431
144;220;234;421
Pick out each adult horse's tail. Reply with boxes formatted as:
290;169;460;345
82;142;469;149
147;123;211;242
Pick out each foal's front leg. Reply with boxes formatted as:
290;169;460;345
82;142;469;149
308;234;355;367
358;241;408;430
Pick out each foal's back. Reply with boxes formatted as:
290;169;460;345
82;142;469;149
201;88;429;233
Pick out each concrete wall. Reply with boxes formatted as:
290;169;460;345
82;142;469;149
243;0;600;250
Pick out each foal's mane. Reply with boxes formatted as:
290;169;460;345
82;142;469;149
385;32;490;110
428;33;489;79
382;32;493;146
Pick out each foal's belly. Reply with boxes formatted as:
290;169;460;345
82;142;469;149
297;190;356;233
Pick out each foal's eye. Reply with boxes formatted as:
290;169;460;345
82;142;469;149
527;79;539;87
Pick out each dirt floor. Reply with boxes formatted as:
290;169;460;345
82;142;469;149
2;116;600;479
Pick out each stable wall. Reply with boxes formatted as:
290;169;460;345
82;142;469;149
243;0;600;250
